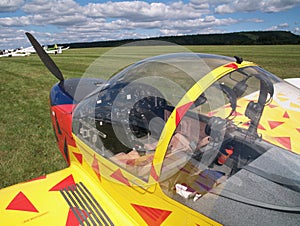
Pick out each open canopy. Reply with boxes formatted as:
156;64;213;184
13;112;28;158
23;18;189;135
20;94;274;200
72;53;300;224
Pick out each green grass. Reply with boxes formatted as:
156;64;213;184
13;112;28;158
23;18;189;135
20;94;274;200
186;45;300;79
0;45;299;188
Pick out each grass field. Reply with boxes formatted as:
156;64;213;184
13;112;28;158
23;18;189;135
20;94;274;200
0;45;299;189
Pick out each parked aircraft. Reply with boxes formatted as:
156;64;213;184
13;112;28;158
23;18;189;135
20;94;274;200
0;33;299;225
15;44;69;55
0;48;30;57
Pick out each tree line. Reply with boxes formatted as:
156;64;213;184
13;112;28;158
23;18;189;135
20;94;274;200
57;31;300;49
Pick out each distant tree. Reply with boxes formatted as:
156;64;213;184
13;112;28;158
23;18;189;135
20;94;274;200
59;31;299;49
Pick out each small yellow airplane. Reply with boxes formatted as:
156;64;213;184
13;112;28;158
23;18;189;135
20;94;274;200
0;33;299;225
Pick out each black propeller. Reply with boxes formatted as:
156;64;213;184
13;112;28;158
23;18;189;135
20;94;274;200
25;32;64;82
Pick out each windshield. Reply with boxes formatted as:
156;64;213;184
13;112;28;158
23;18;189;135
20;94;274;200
72;53;300;224
72;53;234;181
159;65;300;224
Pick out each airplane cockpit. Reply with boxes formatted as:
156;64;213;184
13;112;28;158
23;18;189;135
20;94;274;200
72;53;300;223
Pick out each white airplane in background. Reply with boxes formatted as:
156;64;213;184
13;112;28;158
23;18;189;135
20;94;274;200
43;44;70;54
0;49;30;57
0;44;69;58
15;44;69;55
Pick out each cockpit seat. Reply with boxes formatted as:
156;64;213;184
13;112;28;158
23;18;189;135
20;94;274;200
110;133;194;179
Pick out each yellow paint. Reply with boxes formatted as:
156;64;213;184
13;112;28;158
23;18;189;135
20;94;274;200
6;59;297;225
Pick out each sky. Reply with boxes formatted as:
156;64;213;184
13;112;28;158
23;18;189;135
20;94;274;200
0;0;300;49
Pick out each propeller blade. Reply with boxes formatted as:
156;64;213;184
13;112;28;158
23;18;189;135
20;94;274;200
25;32;64;82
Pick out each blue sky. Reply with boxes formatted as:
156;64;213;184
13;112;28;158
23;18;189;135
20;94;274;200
0;0;299;49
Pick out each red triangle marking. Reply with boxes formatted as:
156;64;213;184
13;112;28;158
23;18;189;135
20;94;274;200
92;155;100;174
131;204;172;226
274;137;291;150
49;175;76;191
224;63;238;69
257;124;266;131
66;208;89;226
66;208;78;226
176;102;193;126
6;192;38;212
150;163;159;181
73;152;83;164
297;128;300;133
268;121;284;130
92;154;101;182
283;111;290;118
267;104;278;108
110;169;131;186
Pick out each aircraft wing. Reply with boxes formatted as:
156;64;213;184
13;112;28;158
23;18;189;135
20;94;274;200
0;147;218;226
285;78;300;88
0;164;120;226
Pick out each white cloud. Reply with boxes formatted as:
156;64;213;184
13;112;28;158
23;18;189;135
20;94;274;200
266;23;290;31
0;16;32;27
159;16;238;34
247;18;264;23
266;25;279;31
0;0;24;12
0;0;299;49
278;23;289;28
215;0;300;14
0;27;29;49
22;0;80;15
83;1;205;21
190;0;231;5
